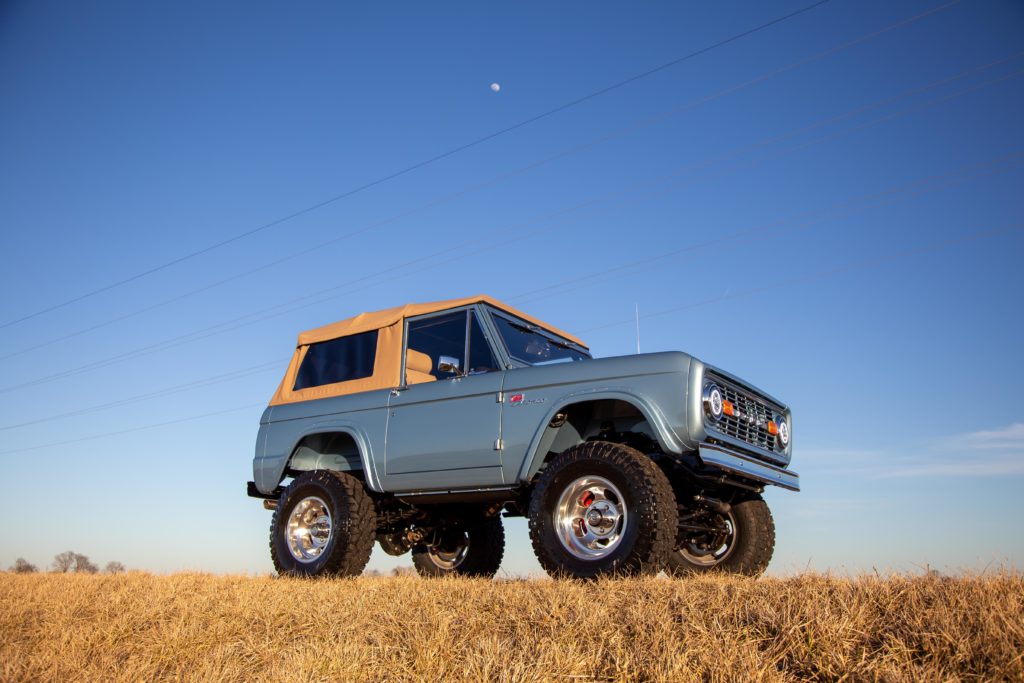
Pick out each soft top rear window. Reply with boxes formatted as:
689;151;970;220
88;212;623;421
294;329;378;390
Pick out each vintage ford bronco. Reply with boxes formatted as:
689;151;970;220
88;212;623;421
248;295;797;578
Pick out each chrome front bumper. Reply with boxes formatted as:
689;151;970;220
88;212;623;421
698;442;800;492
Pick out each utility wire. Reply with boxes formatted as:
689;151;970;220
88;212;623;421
2;148;1018;423
0;403;266;456
575;223;1024;335
3;38;1009;374
0;61;1015;396
1;221;1017;457
509;154;1024;306
381;68;1024;311
0;0;834;331
0;0;962;361
504;51;1024;304
0;360;280;431
0;0;966;362
4;148;1015;438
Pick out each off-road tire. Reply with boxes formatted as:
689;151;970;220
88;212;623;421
528;441;677;579
270;470;376;577
666;495;775;576
411;515;505;578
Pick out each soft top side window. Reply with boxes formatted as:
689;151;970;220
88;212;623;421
405;309;502;381
294;329;378;390
406;311;467;380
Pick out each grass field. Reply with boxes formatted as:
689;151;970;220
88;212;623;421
1;572;1021;682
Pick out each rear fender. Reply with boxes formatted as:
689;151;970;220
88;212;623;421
280;422;382;492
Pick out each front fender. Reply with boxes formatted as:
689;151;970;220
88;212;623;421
514;387;684;484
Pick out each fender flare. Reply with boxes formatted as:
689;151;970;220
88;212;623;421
514;387;685;484
282;420;384;492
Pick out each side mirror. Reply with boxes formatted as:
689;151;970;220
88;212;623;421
438;355;463;376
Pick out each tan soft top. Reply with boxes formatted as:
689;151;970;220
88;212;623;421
270;295;586;406
297;294;584;346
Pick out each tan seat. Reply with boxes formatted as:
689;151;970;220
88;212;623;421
406;348;436;385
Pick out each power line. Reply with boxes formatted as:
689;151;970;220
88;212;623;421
0;403;266;456
3;39;1007;374
502;51;1024;304
0;0;964;361
508;153;1024;306
0;360;280;431
0;0;835;331
4;156;1015;438
575;223;1024;335
2;221;1017;458
2;146;1018;423
0;60;1015;396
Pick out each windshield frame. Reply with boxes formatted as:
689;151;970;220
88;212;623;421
484;307;592;367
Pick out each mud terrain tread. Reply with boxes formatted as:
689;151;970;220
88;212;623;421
411;515;506;578
528;441;677;578
270;470;376;577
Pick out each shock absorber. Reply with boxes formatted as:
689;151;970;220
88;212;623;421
693;494;731;515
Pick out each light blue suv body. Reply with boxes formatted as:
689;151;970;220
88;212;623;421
250;297;796;579
251;300;797;500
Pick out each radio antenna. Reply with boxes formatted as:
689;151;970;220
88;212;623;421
635;303;641;354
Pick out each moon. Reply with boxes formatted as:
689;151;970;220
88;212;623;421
490;82;501;93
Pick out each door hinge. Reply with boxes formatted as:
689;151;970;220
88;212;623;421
496;391;504;403
493;438;503;451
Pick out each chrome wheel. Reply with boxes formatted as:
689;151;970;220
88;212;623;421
285;496;333;563
554;475;627;560
426;532;471;569
677;511;736;566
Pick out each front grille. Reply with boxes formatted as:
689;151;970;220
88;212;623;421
706;374;783;455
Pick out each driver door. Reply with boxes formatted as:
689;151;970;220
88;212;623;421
383;308;505;490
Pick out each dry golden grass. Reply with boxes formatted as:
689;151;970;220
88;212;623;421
1;572;1021;682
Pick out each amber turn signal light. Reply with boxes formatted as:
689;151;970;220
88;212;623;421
722;400;735;417
767;421;779;436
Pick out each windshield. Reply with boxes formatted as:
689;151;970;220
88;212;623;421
491;314;591;366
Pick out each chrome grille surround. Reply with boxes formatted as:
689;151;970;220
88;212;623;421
704;372;786;459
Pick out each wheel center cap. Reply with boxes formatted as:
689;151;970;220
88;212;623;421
285;496;333;563
310;516;331;544
586;503;618;534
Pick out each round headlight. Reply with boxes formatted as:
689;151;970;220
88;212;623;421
776;416;790;447
703;383;723;421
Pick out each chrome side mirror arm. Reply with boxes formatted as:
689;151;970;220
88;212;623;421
437;355;465;378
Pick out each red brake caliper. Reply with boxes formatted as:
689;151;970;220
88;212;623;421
576;491;595;536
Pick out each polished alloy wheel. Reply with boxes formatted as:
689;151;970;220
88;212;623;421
427;532;471;569
285;496;333;563
677;511;736;566
554;475;627;560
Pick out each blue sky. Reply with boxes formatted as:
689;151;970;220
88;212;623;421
1;0;1022;576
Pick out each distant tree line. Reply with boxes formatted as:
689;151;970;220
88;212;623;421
362;566;416;577
6;552;126;574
